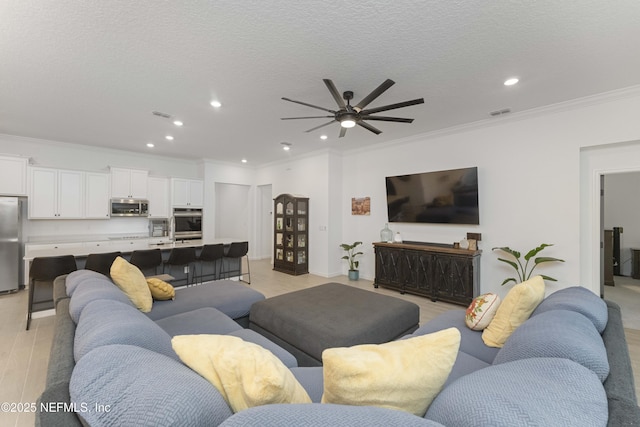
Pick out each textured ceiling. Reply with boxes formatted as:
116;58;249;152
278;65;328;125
2;1;640;166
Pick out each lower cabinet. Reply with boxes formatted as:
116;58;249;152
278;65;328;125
373;241;480;306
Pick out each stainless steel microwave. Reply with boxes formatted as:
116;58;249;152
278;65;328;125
110;199;149;217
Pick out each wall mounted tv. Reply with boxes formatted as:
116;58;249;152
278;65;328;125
385;167;479;224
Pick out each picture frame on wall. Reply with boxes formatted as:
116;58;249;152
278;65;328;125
352;197;371;215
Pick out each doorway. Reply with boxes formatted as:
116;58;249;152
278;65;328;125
257;184;273;260
582;141;640;329
601;171;640;329
214;183;250;240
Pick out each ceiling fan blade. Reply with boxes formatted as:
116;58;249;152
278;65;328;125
305;120;337;133
282;97;335;113
361;98;424;115
339;127;347;138
354;79;395;111
360;115;414;123
281;116;334;120
357;121;382;135
323;79;347;109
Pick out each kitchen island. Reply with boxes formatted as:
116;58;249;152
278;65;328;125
23;236;247;314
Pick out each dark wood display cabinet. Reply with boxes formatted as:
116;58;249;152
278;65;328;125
273;194;309;275
373;241;481;306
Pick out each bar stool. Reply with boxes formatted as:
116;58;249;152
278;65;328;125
85;251;122;277
163;247;197;286
130;249;163;277
222;241;251;284
197;243;225;283
28;255;77;330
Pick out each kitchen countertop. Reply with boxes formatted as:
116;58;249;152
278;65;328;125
26;234;149;244
24;238;243;260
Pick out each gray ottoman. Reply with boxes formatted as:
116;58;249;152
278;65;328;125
249;283;419;366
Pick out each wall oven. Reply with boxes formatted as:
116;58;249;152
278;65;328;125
172;208;203;240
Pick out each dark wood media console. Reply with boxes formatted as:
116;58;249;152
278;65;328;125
373;241;481;306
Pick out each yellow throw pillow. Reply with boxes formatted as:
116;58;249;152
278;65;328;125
109;256;153;312
146;278;175;300
465;293;501;331
172;334;311;413
321;327;461;417
482;275;545;348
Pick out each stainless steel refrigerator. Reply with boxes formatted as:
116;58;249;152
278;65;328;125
0;197;22;293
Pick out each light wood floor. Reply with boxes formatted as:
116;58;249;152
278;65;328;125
1;259;639;426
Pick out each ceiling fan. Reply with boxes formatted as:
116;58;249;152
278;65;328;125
281;79;424;138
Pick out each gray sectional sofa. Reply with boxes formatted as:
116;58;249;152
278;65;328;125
37;270;640;426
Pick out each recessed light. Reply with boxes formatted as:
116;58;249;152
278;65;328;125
146;143;155;148
241;159;248;163
281;142;292;151
210;100;222;108
165;135;174;141
173;120;183;127
320;135;328;140
504;77;519;86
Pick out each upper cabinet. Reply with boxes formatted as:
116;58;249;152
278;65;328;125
148;176;170;218
110;167;148;199
85;172;110;219
171;178;203;208
29;167;84;219
0;155;28;196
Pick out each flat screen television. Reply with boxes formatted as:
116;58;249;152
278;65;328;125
385;167;479;224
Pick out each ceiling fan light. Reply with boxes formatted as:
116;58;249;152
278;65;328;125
340;119;356;128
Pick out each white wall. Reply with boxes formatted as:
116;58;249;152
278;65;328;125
255;151;337;277
603;172;640;276
0;134;199;178
342;87;640;298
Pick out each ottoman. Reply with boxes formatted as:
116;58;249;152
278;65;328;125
249;283;420;366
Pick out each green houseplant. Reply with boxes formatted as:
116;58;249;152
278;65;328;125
341;241;363;281
492;243;565;286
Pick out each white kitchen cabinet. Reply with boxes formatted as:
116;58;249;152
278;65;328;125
0;155;28;196
171;178;204;208
85;172;110;219
148;176;170;218
110;167;148;199
29;167;84;219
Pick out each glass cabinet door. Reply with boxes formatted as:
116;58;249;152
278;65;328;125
297;201;307;215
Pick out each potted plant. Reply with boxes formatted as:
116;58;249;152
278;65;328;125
341;241;363;280
492;243;565;286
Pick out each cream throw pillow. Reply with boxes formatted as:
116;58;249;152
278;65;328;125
109;256;153;312
172;334;311;413
321;327;461;417
146;277;175;300
465;293;501;331
482;275;545;348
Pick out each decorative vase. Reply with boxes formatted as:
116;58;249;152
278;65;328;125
459;238;469;249
348;270;359;281
394;232;403;243
380;223;393;242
